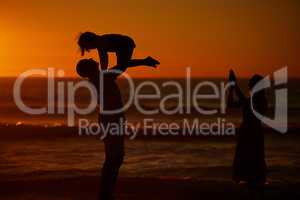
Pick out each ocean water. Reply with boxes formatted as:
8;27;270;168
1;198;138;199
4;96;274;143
0;77;299;181
0;77;299;127
0;134;299;181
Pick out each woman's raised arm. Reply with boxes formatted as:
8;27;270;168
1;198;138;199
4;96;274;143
227;70;246;107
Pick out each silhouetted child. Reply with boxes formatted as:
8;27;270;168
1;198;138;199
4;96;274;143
78;32;159;72
227;70;268;200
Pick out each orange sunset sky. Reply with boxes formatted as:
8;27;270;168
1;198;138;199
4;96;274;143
0;0;299;78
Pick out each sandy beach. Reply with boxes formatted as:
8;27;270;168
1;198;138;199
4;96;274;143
0;176;299;200
0;125;299;199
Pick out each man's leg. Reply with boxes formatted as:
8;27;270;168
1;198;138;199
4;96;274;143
247;181;264;200
100;134;124;200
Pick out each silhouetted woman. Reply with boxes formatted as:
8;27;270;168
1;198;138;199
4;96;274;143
78;32;159;71
227;70;268;200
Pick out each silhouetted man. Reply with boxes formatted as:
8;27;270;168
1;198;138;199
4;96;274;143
76;59;125;200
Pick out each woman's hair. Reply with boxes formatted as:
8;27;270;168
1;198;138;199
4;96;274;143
78;32;98;56
76;59;98;78
248;74;264;90
249;74;268;113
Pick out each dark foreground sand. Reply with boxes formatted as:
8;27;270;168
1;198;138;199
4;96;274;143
0;125;299;199
0;176;299;200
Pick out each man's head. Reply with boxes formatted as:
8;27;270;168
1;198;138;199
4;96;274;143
78;32;98;56
76;59;99;78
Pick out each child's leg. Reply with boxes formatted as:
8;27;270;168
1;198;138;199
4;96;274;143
128;56;159;68
116;48;159;71
116;48;133;72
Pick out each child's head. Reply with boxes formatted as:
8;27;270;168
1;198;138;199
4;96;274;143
78;32;98;56
76;59;99;78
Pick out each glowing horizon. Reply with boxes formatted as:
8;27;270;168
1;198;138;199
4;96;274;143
0;0;299;78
